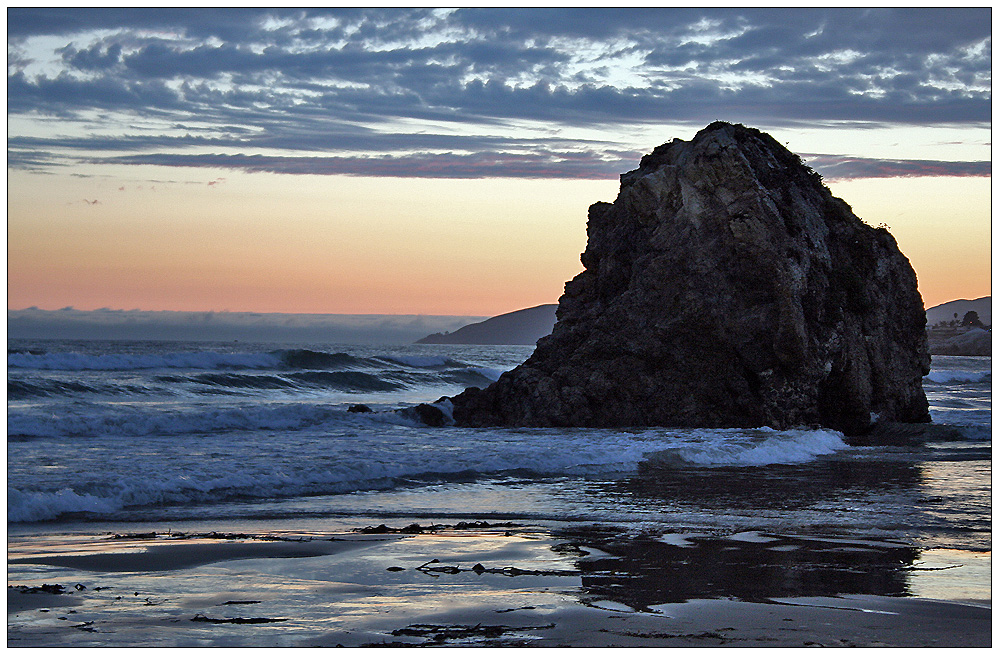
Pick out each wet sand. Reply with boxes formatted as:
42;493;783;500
7;525;991;647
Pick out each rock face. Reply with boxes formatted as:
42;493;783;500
451;122;930;435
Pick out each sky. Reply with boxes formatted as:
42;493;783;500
7;7;992;322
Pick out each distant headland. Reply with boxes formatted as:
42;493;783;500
415;304;557;345
417;297;991;356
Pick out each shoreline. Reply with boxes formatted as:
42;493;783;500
8;524;991;648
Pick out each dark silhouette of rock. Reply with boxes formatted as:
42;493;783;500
416;304;557;345
347;404;373;413
402;402;447;427
451;122;930;435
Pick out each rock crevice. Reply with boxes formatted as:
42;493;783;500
452;122;930;435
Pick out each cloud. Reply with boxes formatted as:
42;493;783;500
7;131;621;157
7;8;294;40
9;129;638;179
7;8;991;180
94;150;636;180
91;150;990;182
7;70;184;116
807;155;991;181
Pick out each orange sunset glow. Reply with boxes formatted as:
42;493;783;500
8;8;991;324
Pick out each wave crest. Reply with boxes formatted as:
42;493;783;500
641;429;849;468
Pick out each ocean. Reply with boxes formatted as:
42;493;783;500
7;339;992;605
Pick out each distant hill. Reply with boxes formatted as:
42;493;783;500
926;297;991;327
415;304;557;345
925;296;991;356
416;296;991;347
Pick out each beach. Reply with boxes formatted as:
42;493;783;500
8;524;990;647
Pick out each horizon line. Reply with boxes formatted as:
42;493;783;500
7;295;990;317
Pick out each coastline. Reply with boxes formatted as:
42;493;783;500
8;524;991;648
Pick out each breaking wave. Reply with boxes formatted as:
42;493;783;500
7;348;378;372
8;379;152;400
7;347;503;400
7;424;854;522
7;402;435;438
924;370;991;384
640;429;850;468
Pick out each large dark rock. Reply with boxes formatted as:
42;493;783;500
452;122;930;435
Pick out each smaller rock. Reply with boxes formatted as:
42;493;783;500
404;403;447;427
347;404;373;413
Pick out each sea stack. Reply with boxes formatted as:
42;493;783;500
451;122;930;435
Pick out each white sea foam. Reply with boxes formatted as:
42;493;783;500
7;488;122;523
657;532;710;548
642;429;849;467
435;398;456;424
727;531;780;543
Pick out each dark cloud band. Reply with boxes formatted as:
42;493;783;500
7;8;991;180
86;151;989;182
808;155;991;181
